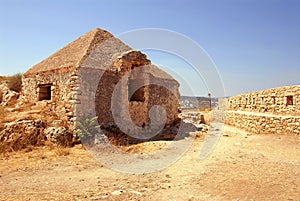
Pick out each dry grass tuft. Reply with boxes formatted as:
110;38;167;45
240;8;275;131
54;146;70;156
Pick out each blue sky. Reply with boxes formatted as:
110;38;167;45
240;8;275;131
0;0;299;96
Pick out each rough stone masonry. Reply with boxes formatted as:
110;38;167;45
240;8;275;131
225;85;300;135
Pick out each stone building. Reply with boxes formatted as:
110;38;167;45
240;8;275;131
225;86;300;135
22;28;180;140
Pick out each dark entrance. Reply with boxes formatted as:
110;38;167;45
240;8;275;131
38;84;52;101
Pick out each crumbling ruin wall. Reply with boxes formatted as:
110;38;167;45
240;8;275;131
94;70;122;126
148;79;180;126
93;50;180;129
226;86;300;135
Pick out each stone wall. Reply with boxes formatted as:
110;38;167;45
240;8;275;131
227;86;300;115
225;85;300;135
21;70;77;129
226;111;300;135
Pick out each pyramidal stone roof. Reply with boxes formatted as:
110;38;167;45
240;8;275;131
23;28;176;81
24;28;115;76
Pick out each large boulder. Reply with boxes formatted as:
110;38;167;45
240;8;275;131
0;82;19;106
0;120;46;151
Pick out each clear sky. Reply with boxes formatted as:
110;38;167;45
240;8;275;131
0;0;299;97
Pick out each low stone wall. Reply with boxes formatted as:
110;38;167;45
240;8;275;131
226;111;300;135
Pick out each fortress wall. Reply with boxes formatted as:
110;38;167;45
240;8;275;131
226;111;300;135
225;85;300;135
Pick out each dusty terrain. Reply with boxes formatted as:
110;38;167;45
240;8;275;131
1;125;299;201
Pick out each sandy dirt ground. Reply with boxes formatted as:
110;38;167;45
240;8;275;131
1;125;299;201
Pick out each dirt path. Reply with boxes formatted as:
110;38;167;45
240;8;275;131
1;126;299;201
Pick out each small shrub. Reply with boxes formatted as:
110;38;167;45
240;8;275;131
8;73;22;92
76;114;100;145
